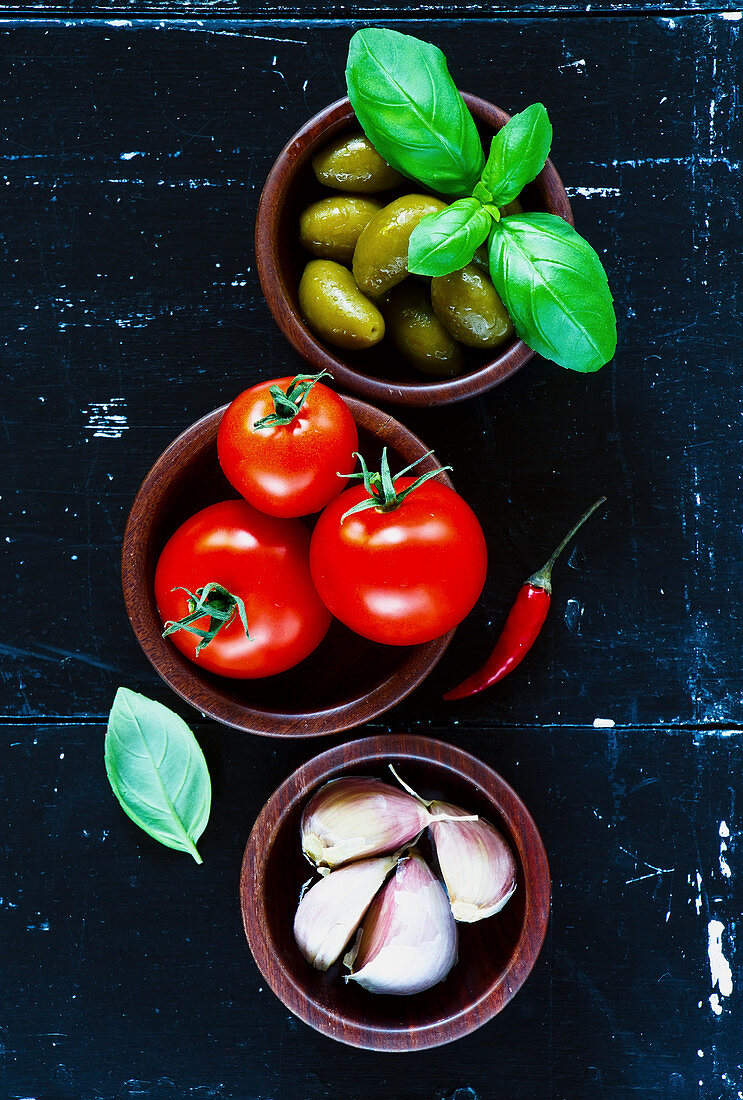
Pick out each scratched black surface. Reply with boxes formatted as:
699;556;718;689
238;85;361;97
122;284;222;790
0;16;740;1100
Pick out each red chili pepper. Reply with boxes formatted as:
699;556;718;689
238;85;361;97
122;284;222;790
443;497;606;702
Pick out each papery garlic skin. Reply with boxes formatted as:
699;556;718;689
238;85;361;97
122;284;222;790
429;801;517;923
301;777;429;869
346;851;458;995
293;854;398;971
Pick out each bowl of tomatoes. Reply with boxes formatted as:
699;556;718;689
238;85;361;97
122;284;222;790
122;376;487;737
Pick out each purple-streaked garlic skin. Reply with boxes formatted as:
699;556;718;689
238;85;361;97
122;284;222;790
301;777;429;869
293;854;399;971
429;800;517;923
346;851;458;995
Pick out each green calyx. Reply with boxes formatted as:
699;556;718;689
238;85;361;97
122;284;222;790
253;370;332;430
339;447;452;523
162;582;250;654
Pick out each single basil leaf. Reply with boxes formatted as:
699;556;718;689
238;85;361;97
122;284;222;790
408;198;493;277
481;103;553;207
105;687;211;864
488;213;617;372
346;28;484;196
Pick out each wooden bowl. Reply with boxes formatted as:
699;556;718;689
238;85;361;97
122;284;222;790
255;95;573;408
121;398;455;737
240;734;550;1050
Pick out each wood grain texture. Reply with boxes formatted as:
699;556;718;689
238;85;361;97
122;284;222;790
122;398;455;736
240;734;550;1050
255;94;573;407
0;14;741;1098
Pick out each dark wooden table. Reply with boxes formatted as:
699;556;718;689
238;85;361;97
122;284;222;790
1;10;740;1099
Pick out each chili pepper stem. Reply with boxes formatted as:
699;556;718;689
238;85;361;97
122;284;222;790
443;495;607;703
528;496;607;594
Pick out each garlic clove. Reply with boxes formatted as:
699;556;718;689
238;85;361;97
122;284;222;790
429;801;517;923
345;850;458;995
293;853;398;971
301;777;430;869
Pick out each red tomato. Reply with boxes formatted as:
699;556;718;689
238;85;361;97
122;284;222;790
155;500;331;678
309;478;487;646
217;374;358;518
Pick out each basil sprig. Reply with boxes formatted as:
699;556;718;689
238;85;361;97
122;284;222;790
105;687;211;863
345;29;617;373
346;28;484;196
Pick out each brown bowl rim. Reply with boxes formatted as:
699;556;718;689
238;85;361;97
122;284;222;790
240;733;551;1050
121;397;455;737
255;93;574;408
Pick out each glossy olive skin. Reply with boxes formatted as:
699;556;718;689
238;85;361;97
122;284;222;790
299;195;383;264
312;133;404;193
353;194;448;298
431;263;514;349
385;281;465;377
299;259;385;350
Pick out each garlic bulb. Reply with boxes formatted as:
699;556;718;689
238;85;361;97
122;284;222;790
345;851;458;995
429;801;517;923
293;853;398;971
301;777;430;869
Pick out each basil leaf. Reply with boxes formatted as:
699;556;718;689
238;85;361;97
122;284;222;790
488;213;617;372
105;687;211;864
346;28;484;196
481;103;553;207
408;198;493;277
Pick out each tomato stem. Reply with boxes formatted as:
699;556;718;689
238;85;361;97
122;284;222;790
253;370;332;430
338;448;452;523
162;582;250;654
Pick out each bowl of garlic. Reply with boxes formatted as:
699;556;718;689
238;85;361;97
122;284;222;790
240;734;550;1051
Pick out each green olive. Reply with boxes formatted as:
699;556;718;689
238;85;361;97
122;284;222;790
299;196;383;263
385;281;465;377
431;264;514;349
353;194;448;298
299;259;384;350
312;133;404;193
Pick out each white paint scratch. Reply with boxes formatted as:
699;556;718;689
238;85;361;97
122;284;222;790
620;846;673;886
719;821;732;879
707;920;733;1012
83;398;129;439
566;186;621;199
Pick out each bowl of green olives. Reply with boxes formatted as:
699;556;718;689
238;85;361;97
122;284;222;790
255;95;573;408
